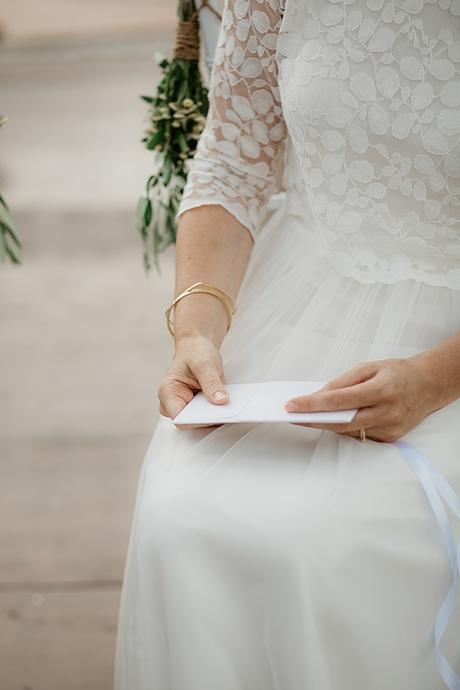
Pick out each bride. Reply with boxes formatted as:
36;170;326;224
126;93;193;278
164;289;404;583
115;1;460;688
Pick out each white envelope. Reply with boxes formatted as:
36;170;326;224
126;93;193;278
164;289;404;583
172;381;358;425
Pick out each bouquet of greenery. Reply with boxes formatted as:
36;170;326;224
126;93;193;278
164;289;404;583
137;0;220;271
0;116;21;265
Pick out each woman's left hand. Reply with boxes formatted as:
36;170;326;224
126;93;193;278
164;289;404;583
284;357;441;443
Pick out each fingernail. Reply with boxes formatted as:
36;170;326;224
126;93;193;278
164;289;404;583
214;390;228;401
285;402;297;412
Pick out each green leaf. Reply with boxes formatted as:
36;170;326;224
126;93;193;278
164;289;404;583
0;232;6;263
145;174;158;192
6;243;21;264
145;129;164;150
136;196;151;229
162;159;172;186
177;79;189;104
144;198;153;227
0;214;21;248
176;130;188;153
0;194;21;264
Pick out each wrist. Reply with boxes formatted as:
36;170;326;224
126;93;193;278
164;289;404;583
410;349;458;412
169;290;232;349
174;327;224;351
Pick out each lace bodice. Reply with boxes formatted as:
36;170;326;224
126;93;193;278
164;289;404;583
177;0;460;289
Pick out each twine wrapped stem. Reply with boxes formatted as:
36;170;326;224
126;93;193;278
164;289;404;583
173;0;222;61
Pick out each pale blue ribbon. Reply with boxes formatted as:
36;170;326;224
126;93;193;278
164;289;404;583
395;440;460;690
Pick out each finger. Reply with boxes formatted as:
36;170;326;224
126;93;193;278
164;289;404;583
290;422;384;442
320;361;380;391
160;392;189;419
290;406;378;434
341;425;387;442
285;378;380;413
291;423;384;442
194;364;229;404
172;373;201;390
159;384;194;419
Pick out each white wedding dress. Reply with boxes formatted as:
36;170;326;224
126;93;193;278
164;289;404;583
115;1;460;688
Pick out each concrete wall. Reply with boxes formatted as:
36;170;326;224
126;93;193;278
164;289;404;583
1;0;176;43
1;8;179;688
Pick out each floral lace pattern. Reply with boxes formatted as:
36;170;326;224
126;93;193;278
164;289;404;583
178;0;460;289
177;0;287;236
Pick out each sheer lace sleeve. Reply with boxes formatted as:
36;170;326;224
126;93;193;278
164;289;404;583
176;0;287;241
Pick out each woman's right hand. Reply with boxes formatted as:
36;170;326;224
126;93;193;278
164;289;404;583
157;334;229;428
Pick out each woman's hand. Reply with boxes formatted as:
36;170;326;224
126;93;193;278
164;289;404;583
158;334;229;429
284;357;443;443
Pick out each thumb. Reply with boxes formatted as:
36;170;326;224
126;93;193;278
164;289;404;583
195;364;229;405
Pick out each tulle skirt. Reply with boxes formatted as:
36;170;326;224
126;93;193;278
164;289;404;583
114;193;460;690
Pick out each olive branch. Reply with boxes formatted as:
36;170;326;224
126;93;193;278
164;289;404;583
0;115;21;265
136;0;214;272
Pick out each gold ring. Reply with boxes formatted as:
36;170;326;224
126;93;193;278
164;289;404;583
360;428;366;443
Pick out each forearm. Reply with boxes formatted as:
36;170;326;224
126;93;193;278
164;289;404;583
172;204;254;349
413;331;460;410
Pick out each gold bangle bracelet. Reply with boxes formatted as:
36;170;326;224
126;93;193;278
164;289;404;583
165;281;237;337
